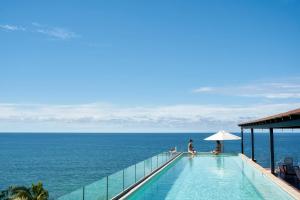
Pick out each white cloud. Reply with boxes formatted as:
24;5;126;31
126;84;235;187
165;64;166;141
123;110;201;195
0;24;26;31
193;87;214;93
0;23;79;40
35;27;79;40
193;79;300;99
0;102;299;132
31;22;79;40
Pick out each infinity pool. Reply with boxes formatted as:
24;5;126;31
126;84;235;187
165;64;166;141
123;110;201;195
125;154;294;200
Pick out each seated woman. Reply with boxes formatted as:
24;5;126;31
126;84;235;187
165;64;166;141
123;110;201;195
212;140;222;155
188;139;196;155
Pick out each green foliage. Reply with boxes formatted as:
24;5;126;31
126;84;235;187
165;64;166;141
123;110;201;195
30;182;48;200
0;182;49;200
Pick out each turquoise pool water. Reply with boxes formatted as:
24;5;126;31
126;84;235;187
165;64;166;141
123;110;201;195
126;154;294;200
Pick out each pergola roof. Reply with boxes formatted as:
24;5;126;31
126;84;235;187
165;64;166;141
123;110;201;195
238;108;300;129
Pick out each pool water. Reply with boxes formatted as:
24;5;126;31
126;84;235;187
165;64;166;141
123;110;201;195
126;154;294;200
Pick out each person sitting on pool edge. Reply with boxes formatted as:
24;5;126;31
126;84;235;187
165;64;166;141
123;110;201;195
188;139;196;155
212;140;222;155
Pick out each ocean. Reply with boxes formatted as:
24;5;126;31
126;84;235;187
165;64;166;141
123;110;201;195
0;132;299;199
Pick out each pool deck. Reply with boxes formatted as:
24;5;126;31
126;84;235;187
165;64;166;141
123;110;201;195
239;153;300;200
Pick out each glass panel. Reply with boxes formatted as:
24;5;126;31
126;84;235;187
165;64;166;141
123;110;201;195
161;153;166;163
144;158;152;175
164;153;167;162
135;161;144;181
158;153;164;167
57;187;83;200
166;152;170;161
124;165;135;189
57;152;175;200
151;155;158;171
165;153;169;162
85;178;107;200
108;170;123;199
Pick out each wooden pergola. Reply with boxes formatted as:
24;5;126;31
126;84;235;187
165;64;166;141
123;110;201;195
238;108;300;175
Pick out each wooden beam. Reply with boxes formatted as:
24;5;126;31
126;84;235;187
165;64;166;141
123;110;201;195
239;118;300;129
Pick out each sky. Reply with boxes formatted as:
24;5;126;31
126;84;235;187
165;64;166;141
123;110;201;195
0;0;300;132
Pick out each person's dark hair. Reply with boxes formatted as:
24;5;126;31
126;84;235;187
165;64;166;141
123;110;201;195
217;140;220;144
189;139;193;142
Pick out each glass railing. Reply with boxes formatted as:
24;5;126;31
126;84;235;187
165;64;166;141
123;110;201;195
57;152;180;200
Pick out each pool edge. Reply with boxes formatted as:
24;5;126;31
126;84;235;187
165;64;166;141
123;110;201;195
239;153;300;200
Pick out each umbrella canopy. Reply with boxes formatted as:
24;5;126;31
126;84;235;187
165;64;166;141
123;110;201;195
204;130;241;141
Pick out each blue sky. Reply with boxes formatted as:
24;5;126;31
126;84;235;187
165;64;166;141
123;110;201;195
0;0;300;132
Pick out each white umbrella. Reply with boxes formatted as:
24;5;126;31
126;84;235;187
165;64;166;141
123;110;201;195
204;130;240;152
204;130;241;141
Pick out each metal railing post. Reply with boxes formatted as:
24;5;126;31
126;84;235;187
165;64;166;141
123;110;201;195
159;154;161;166
166;152;167;162
166;152;168;162
122;169;125;191
135;164;136;183
106;176;108;200
144;160;145;177
82;186;85;200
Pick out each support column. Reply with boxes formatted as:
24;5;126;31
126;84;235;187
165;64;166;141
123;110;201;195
241;128;244;154
251;128;255;161
270;128;275;174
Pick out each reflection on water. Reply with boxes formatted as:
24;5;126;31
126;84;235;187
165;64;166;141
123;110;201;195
188;155;194;168
216;156;224;170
